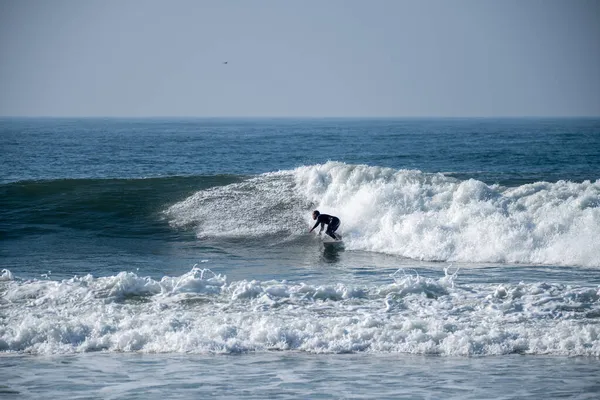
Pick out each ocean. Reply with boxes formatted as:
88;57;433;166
1;117;599;399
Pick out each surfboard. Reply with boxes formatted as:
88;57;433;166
322;234;343;246
323;240;344;247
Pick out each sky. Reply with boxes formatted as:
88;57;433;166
0;0;599;117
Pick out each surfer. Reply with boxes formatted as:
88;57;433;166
309;210;341;240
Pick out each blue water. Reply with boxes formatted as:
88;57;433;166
2;118;599;184
1;118;600;399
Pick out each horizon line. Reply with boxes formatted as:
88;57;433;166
1;115;599;119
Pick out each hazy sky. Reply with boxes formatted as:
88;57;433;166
1;0;599;117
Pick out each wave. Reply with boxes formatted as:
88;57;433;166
166;162;600;267
1;267;599;356
3;163;599;266
0;175;243;239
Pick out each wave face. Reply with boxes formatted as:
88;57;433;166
0;175;242;240
1;266;599;356
166;162;600;267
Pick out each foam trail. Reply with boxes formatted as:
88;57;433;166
166;162;600;267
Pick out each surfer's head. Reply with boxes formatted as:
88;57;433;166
312;210;320;220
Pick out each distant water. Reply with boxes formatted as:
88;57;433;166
1;118;599;399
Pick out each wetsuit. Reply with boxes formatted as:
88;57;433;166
312;214;340;240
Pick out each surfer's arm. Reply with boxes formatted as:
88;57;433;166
310;221;320;232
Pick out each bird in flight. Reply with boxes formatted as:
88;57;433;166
223;61;228;64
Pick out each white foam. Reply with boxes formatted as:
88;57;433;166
294;162;600;267
1;267;599;356
164;162;600;267
1;269;14;281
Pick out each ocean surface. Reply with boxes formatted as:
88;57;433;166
1;117;600;399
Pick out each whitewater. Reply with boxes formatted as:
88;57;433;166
2;264;600;357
